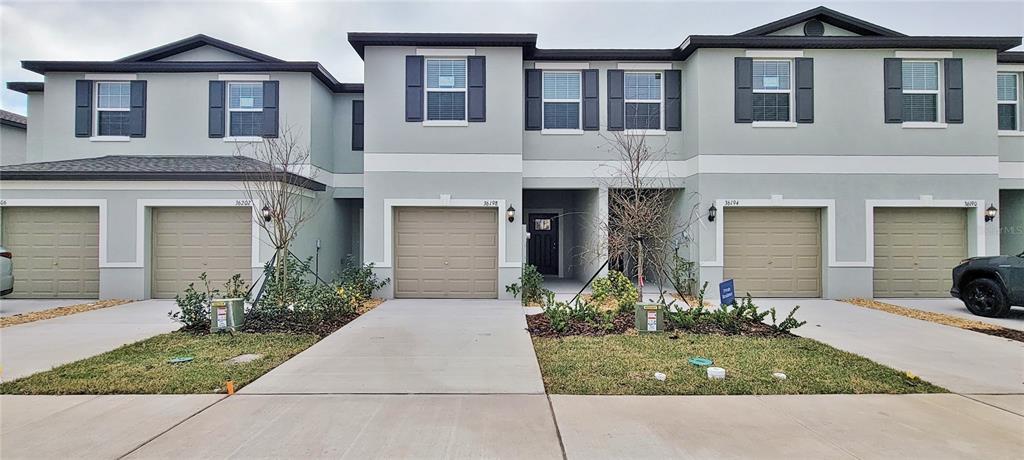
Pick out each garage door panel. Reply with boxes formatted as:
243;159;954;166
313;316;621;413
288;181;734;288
724;208;822;298
1;207;100;298
394;207;498;299
151;207;252;299
873;207;966;298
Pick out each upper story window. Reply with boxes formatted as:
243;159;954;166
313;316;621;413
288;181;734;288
901;61;940;122
228;82;264;137
96;82;131;136
998;73;1019;131
624;71;662;130
425;58;467;121
752;60;791;122
542;71;581;130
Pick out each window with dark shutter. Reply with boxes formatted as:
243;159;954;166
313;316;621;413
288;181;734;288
524;69;542;130
607;69;624;130
467;56;486;122
734;58;753;123
352;100;364;151
208;81;226;137
129;80;147;137
75;80;93;137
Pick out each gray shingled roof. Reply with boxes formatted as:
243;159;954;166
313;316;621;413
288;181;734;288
0;109;27;128
0;155;326;191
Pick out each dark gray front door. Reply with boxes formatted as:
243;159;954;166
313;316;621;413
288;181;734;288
528;213;559;276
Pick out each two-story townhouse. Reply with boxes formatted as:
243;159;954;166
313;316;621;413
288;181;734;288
2;6;1021;302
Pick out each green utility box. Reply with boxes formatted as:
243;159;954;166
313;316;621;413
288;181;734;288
634;303;664;333
210;298;245;332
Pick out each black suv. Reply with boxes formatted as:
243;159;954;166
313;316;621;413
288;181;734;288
951;251;1024;318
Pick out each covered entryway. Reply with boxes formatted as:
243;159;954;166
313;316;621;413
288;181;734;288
528;212;559;276
0;206;100;298
723;207;822;297
151;207;252;299
873;207;967;298
393;207;498;298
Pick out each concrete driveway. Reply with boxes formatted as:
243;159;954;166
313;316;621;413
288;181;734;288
880;297;1024;331
1;299;180;381
241;299;545;394
755;298;1024;395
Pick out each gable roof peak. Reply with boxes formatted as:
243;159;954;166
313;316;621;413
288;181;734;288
116;34;284;63
736;5;906;37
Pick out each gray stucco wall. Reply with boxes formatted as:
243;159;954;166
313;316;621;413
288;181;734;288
25;92;45;163
1;123;27;166
1000;189;1024;255
331;93;364;174
158;45;256;62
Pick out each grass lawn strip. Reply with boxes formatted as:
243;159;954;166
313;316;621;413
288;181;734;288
0;299;134;328
532;333;946;395
0;332;318;394
845;298;1024;343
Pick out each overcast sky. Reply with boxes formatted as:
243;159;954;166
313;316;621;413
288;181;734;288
1;0;1022;115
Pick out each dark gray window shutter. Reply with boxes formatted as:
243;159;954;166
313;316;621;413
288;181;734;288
468;56;486;122
734;58;753;123
795;58;814;123
75;80;92;137
129;80;147;137
607;69;624;131
406;56;424;122
883;58;903;123
262;80;279;137
352;100;364;151
524;69;542;130
208;81;225;138
944;58;963;124
582;69;599;130
664;70;681;131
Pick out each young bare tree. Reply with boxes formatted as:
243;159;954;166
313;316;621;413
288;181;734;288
236;125;321;290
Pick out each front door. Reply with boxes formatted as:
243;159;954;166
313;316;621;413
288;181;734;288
528;213;559;276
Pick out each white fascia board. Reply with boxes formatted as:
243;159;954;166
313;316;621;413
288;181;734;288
535;62;590;70
522;159;696;178
364;153;522;173
998;64;1024;72
696;155;999;175
1000;162;1024;179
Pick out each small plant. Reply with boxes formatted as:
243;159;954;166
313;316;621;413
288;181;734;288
667;251;699;299
590;270;638;311
244;257;359;336
223;273;250;299
771;305;807;334
336;256;390;300
541;297;614;334
170;272;216;332
506;264;553;306
661;282;805;336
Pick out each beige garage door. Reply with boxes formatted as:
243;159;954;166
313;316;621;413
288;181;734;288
724;208;821;298
1;207;100;298
152;207;252;299
873;207;966;298
394;207;498;298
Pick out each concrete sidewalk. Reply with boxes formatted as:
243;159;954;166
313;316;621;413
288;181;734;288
241;299;545;394
755;298;1024;395
0;299;179;381
880;297;1024;331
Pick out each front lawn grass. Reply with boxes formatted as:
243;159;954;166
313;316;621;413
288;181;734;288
0;332;318;394
532;333;946;395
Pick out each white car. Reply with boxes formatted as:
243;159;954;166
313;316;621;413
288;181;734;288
0;246;12;296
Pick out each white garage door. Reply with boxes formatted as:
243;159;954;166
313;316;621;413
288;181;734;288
873;207;967;298
723;207;822;298
0;207;100;298
151;207;252;299
393;207;498;299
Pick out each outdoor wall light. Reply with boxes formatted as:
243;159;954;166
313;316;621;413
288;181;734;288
506;205;516;223
708;204;717;222
985;204;998;222
261;205;273;222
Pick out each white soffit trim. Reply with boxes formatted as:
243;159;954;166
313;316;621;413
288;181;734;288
523;159;696;178
697;155;999;175
332;173;364;188
365;153;522;173
85;74;137;80
417;48;475;56
617;62;673;70
745;50;804;58
218;74;270;81
1000;162;1024;179
535;62;590;70
895;50;953;59
998;64;1024;73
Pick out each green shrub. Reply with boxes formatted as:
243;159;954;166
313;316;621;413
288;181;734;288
336;256;389;300
667;251;699;298
662;282;805;336
506;264;553;306
244;257;357;336
170;272;251;333
590;270;638;311
542;297;616;333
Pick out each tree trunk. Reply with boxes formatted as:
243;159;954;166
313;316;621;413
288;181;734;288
636;239;643;301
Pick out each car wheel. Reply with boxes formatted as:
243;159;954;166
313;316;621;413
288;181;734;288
962;278;1010;318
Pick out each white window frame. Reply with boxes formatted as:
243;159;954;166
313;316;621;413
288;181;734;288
901;59;945;128
423;57;468;126
623;70;665;135
541;70;583;134
997;72;1020;133
751;59;795;126
225;81;265;140
92;81;131;141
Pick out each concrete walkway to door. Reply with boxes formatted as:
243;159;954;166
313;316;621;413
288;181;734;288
241;299;546;394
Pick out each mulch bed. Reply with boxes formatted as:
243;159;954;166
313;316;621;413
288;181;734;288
0;299;134;328
846;298;1024;343
526;311;634;338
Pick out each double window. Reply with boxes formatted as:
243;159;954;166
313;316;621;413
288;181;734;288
542;71;581;130
901;61;940;122
998;73;1019;131
624;71;662;130
752;60;792;122
227;82;264;137
425;58;467;121
96;82;131;136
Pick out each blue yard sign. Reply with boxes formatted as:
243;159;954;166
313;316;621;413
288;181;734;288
719;279;736;306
